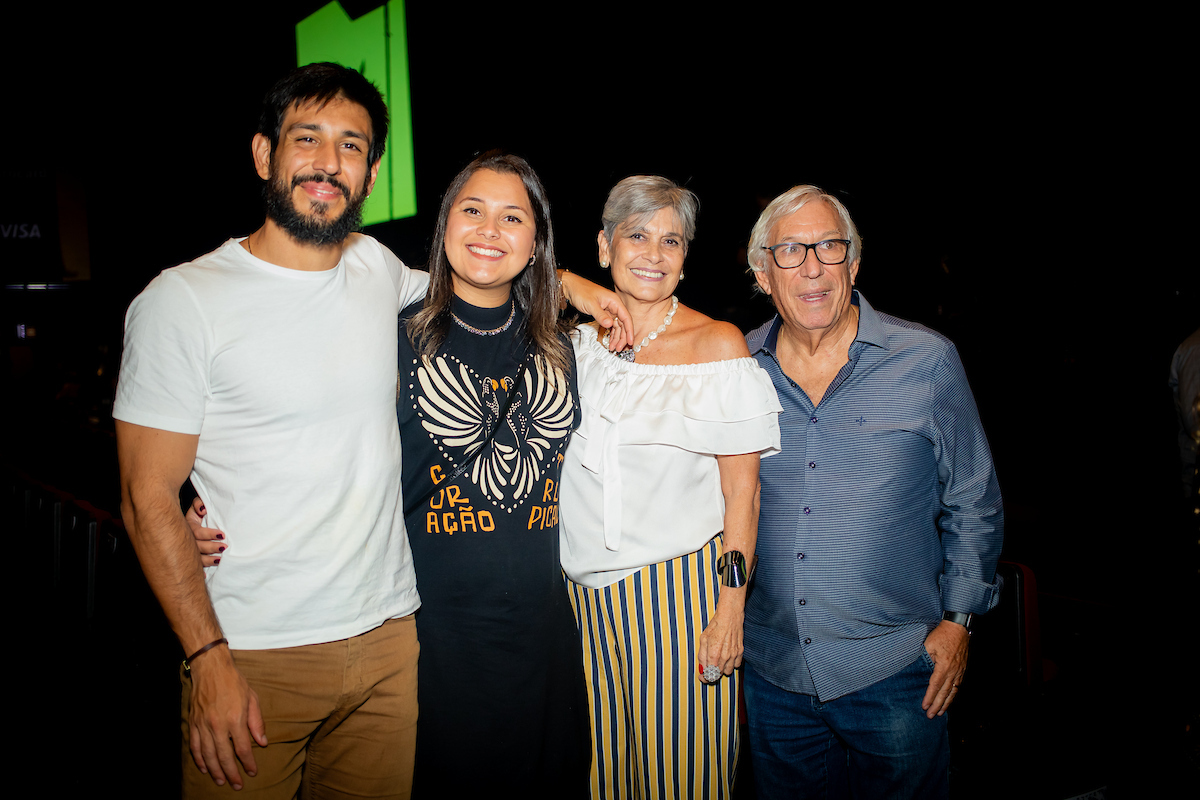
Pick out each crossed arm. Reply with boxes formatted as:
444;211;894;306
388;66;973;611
116;421;266;790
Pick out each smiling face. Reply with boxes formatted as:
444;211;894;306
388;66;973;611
754;200;860;339
598;207;686;305
254;94;379;246
442;169;537;307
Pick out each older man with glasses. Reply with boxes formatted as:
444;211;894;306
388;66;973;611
740;185;1004;799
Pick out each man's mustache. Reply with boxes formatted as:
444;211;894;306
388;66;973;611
292;173;351;200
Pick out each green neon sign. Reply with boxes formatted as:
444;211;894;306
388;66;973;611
296;0;416;223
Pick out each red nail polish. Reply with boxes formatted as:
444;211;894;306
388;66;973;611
218;546;226;553
213;558;221;565
215;533;225;540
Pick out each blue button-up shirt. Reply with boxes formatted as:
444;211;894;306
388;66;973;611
744;291;1003;702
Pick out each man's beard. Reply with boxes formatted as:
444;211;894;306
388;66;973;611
264;167;369;246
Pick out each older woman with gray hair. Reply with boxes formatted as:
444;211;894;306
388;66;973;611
559;176;782;798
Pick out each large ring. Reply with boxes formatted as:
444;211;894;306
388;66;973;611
701;664;721;683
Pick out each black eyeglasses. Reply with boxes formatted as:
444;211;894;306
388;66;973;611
761;239;851;269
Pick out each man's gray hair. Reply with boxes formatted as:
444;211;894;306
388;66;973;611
746;185;862;273
601;175;699;252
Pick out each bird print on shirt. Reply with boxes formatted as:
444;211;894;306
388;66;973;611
415;353;575;510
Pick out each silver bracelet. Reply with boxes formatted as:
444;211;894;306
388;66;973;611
716;550;748;588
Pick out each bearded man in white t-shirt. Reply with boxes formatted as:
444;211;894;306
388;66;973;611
114;63;430;798
116;63;633;798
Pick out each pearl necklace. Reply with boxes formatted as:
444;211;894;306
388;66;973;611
602;296;678;362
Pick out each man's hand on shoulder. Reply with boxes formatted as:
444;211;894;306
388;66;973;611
187;645;267;790
921;619;970;718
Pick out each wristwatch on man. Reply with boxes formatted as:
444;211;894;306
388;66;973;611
941;610;974;632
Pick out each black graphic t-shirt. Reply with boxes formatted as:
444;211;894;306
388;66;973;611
398;295;589;797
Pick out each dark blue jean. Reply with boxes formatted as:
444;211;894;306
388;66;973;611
743;652;949;800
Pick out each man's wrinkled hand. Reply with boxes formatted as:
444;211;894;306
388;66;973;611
188;651;267;790
921;620;969;718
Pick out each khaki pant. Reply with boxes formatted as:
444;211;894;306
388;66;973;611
181;615;419;799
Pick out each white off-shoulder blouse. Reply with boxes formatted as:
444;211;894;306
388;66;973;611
559;324;783;589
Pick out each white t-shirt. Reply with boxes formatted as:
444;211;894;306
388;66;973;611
560;325;783;589
113;235;430;649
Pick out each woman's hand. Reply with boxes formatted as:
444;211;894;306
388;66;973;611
700;448;760;683
696;590;745;682
559;270;633;351
186;497;227;567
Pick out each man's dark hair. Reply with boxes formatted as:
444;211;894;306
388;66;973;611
258;62;389;166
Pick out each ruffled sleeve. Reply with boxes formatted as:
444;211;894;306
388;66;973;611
570;326;782;553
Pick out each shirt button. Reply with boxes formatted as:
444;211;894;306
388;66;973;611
804;638;812;645
810;416;818;424
808;462;816;469
798;599;806;606
803;507;811;515
796;553;804;559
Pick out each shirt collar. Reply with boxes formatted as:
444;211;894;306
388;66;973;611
852;291;888;350
751;290;888;357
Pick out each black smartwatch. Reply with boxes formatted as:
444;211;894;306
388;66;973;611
942;610;974;631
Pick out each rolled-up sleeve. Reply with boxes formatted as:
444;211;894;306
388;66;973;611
931;344;1003;615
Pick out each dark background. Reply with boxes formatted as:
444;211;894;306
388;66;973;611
5;2;1196;797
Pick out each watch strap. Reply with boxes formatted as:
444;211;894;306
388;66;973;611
942;610;974;630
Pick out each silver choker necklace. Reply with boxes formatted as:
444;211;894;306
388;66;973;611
452;301;516;336
602;296;678;362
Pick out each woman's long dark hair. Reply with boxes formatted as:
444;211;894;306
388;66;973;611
407;151;571;372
